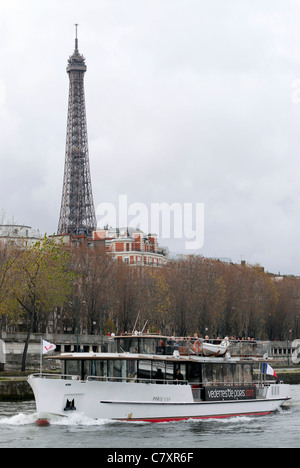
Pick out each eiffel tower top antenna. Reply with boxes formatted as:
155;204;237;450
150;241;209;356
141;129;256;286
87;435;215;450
75;23;79;51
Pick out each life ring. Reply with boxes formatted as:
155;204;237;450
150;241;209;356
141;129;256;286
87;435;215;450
193;341;202;354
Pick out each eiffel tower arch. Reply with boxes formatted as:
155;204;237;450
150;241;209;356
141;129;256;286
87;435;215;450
58;25;96;237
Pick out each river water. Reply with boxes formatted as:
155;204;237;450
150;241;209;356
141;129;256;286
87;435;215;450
0;385;299;449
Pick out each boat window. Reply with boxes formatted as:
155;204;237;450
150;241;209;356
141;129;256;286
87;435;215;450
115;337;167;354
157;339;167;355
117;338;139;353
127;360;138;380
244;365;252;384
83;360;90;380
137;359;167;381
108;360;126;380
165;362;175;380
240;364;252;384
186;363;201;383
223;364;234;384
166;338;176;355
137;360;152;380
151;360;166;383
93;360;107;378
202;363;222;384
202;363;253;385
139;338;157;354
65;360;81;377
136;360;187;382
174;364;186;381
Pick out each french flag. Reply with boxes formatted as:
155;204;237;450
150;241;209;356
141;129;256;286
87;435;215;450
262;362;278;379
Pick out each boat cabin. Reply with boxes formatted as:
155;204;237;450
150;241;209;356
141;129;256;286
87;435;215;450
45;335;271;403
47;351;254;403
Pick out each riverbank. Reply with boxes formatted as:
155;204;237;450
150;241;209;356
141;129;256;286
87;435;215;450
275;369;300;385
0;379;33;401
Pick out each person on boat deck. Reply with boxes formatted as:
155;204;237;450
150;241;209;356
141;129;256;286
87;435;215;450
175;368;184;384
186;334;199;346
154;368;164;384
158;340;166;354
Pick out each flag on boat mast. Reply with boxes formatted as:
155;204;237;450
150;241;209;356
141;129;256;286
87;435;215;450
261;362;278;379
40;339;56;375
42;340;56;354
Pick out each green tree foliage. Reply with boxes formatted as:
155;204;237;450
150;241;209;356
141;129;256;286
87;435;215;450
0;236;73;370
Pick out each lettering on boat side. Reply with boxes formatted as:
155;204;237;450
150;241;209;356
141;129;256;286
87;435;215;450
205;385;256;401
152;396;171;402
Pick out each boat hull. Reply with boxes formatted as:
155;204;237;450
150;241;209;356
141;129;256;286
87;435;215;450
28;376;290;422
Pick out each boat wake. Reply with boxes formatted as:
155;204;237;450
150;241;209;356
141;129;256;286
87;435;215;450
0;406;288;427
0;411;115;427
194;415;257;424
50;412;115;426
0;412;37;426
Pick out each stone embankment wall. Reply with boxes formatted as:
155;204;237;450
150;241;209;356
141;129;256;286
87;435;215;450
0;380;33;401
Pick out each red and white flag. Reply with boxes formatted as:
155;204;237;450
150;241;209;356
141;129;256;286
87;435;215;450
42;340;56;354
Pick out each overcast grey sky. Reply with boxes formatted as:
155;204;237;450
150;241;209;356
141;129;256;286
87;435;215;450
0;0;300;275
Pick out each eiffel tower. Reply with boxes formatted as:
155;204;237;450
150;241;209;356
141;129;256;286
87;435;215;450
57;25;96;237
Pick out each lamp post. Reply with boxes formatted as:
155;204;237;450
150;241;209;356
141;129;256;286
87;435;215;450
100;305;109;352
76;300;79;352
99;301;119;352
69;300;86;353
219;309;226;338
92;307;109;352
91;308;108;352
286;324;292;366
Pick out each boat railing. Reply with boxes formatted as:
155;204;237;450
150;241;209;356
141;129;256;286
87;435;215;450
163;337;269;358
30;374;276;390
29;373;188;385
86;375;189;385
29;373;80;381
253;380;278;387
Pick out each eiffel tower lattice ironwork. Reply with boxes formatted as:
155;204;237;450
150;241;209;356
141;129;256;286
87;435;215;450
57;25;96;237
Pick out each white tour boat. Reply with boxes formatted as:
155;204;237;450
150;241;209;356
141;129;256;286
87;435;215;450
28;335;291;423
